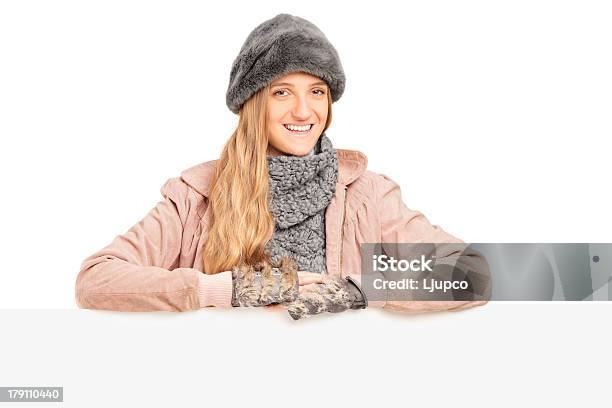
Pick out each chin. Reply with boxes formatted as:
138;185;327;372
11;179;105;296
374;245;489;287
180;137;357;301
276;147;302;157
293;149;312;157
286;141;317;156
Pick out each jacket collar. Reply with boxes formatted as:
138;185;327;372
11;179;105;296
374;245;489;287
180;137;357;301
180;148;368;198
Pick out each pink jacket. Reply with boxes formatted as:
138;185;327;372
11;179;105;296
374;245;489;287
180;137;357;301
76;148;489;313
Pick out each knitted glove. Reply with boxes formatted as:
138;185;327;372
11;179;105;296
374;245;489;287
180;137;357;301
286;275;367;320
231;257;299;307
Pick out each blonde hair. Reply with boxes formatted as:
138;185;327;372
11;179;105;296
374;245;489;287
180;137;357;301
202;80;333;274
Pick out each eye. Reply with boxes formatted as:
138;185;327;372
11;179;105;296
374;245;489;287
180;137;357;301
313;89;326;96
273;89;289;96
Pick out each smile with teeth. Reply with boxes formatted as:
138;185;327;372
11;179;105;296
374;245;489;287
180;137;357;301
284;123;313;134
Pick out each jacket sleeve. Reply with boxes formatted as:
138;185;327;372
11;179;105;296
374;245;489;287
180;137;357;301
374;173;491;313
75;177;233;312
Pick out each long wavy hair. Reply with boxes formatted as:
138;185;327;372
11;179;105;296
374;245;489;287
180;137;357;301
202;80;333;274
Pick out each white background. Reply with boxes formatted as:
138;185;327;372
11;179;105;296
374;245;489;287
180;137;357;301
0;1;610;406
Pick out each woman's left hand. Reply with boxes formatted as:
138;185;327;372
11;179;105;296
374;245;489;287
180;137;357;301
285;275;365;320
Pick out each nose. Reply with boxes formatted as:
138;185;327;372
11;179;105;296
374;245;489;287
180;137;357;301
291;93;313;120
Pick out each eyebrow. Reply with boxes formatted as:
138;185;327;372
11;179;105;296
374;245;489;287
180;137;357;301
271;81;328;87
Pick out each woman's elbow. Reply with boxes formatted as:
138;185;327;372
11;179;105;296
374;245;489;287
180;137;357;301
75;264;94;309
74;256;107;310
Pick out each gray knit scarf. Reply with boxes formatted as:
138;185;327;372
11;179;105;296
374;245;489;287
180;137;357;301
264;134;339;273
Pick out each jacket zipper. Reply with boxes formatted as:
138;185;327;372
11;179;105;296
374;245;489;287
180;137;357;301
337;186;347;275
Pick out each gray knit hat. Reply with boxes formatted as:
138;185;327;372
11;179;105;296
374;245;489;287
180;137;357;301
226;13;346;114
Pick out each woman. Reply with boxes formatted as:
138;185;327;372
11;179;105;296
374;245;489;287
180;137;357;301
76;13;490;319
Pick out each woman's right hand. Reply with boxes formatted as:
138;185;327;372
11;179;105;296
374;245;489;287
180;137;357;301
231;257;299;307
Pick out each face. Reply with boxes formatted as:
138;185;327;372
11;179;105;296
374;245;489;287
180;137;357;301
266;72;329;157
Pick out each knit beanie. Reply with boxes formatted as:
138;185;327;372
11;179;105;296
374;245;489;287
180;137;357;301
226;13;346;114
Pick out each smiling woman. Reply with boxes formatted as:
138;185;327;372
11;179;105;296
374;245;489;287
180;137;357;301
75;13;490;319
266;72;333;157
